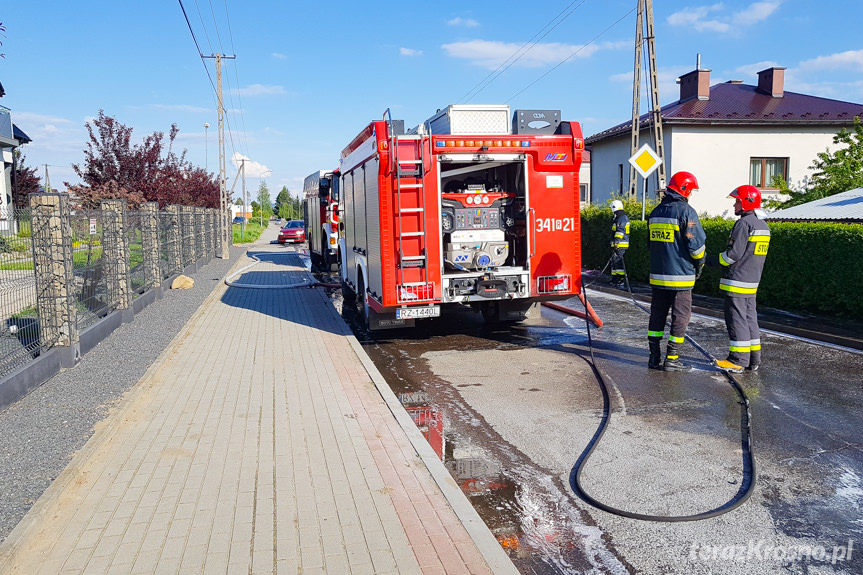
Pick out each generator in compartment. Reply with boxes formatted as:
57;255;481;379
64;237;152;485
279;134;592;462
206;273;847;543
439;159;527;274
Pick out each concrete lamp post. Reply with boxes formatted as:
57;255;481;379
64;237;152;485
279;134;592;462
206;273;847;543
259;170;272;226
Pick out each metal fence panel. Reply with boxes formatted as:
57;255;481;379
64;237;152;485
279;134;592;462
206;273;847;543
0;207;44;374
126;210;153;295
71;210;112;329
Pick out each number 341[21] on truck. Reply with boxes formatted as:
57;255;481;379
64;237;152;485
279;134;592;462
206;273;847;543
336;104;584;330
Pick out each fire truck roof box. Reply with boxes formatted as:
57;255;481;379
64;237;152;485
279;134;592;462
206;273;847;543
512;109;561;135
425;104;511;135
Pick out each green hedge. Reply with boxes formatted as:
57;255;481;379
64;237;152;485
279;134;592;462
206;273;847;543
581;204;863;319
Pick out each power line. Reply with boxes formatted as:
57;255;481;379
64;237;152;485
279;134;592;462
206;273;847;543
219;0;250;159
459;0;590;104
506;6;636;103
191;0;214;54
207;0;226;52
177;0;217;94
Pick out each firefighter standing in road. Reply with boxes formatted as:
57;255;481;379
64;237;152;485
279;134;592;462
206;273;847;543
707;185;771;373
610;200;630;288
647;171;707;371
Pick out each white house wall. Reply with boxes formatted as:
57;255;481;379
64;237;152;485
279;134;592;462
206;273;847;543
589;136;637;206
2;149;13;213
670;125;843;216
590;124;845;217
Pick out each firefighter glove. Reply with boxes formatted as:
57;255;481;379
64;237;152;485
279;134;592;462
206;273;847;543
694;259;705;279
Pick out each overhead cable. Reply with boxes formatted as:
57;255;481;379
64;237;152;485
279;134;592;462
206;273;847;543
506;7;635;103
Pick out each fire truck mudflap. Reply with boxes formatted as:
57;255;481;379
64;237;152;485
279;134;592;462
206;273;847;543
338;105;583;330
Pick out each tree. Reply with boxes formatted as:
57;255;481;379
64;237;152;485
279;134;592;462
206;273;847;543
257;181;272;221
273;186;290;214
768;116;863;209
69;110;219;209
11;150;41;208
67;181;143;210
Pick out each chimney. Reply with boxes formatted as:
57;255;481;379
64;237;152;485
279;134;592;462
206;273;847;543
756;67;786;97
678;68;711;102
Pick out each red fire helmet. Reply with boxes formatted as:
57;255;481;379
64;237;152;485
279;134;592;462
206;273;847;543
729;185;762;210
667;171;699;198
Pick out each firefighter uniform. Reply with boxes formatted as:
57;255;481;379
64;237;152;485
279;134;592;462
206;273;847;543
646;173;706;371
610;206;630;286
717;211;770;370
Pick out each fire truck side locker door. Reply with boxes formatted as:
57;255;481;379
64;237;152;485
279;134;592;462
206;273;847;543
365;159;383;300
343;169;358;288
527;170;579;295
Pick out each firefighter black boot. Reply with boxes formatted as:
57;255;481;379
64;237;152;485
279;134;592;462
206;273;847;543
648;340;662;370
663;342;691;372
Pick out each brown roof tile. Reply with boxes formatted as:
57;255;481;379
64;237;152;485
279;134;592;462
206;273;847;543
587;82;863;144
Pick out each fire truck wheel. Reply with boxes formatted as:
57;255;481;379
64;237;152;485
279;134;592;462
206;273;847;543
356;274;371;329
357;275;370;328
341;279;356;306
481;302;500;324
481;301;524;325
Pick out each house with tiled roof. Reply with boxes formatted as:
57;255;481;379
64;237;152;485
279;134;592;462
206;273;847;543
586;65;863;216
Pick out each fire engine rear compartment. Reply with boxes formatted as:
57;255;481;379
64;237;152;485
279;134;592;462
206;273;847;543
436;155;532;307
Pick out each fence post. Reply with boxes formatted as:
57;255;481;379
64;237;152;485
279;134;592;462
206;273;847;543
183;206;197;265
141;202;161;289
30;193;78;348
194;207;205;263
101;199;131;311
166;205;182;276
208;209;216;258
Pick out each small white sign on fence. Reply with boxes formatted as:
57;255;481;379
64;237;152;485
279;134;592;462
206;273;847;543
89;218;97;235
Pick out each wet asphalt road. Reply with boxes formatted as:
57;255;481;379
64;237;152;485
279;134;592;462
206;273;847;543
345;288;863;575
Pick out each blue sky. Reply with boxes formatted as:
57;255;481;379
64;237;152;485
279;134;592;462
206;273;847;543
2;1;862;202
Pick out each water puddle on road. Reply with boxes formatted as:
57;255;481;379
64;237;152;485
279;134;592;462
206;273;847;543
393;389;623;575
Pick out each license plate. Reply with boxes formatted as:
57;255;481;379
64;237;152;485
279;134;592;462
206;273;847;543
396;306;440;319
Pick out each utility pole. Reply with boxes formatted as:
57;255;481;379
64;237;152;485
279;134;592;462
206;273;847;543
241;158;247;240
203;52;236;258
43;164;52;192
629;0;666;198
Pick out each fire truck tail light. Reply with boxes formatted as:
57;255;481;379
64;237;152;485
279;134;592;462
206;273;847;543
538;275;571;294
399;283;434;303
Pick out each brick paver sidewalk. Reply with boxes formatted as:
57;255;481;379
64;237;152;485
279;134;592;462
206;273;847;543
0;231;516;575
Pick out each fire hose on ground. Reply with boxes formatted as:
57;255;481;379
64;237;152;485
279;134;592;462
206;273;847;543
550;256;756;522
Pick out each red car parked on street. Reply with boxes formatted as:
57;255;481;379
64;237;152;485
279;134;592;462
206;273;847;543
278;220;306;244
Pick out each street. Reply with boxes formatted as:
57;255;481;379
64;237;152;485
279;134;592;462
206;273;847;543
349;288;863;575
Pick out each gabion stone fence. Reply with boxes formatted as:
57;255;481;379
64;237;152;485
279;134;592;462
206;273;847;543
0;193;225;405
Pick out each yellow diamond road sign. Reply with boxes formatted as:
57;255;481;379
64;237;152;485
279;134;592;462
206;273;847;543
628;144;661;178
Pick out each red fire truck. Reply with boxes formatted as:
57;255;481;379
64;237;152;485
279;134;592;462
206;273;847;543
338;105;584;330
303;169;340;271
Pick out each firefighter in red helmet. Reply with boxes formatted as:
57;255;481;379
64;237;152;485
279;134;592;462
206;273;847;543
707;185;771;373
646;171;707;370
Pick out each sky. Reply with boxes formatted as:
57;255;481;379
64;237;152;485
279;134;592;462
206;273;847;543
2;0;862;203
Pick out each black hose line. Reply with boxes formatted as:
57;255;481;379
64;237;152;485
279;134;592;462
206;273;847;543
569;258;757;521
